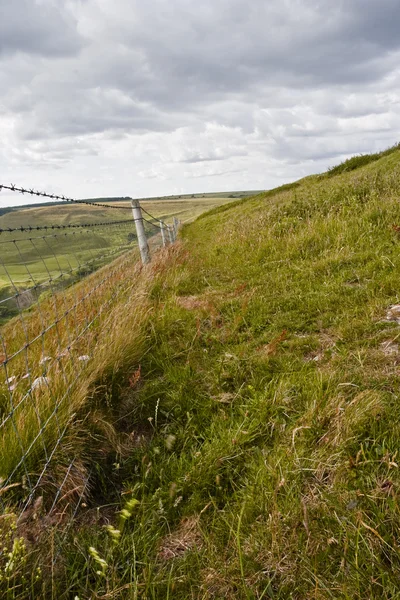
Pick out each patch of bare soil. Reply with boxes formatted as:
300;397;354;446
386;304;400;323
158;516;202;561
380;340;399;356
176;295;214;311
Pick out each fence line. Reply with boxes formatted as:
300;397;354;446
0;183;179;543
0;183;132;210
0;219;133;233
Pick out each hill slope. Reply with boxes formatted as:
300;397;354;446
3;146;400;598
0;196;236;323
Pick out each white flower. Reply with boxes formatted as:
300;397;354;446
78;355;90;362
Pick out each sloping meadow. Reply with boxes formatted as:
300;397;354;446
3;148;400;598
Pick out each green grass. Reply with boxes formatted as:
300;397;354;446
326;142;400;177
0;196;236;323
3;146;400;597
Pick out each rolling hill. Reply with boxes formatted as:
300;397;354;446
0;195;237;323
2;146;400;598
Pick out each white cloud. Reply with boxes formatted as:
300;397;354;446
1;0;400;207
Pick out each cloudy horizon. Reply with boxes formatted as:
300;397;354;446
1;0;399;208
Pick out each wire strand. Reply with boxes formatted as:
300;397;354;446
0;219;134;233
0;183;132;210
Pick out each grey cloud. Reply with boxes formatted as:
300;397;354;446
1;0;400;204
0;0;84;57
180;156;226;164
3;0;400;145
185;168;242;178
108;0;400;101
13;85;183;141
178;149;247;163
343;0;400;51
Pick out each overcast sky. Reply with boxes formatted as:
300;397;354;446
1;0;399;207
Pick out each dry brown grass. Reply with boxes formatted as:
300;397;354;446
0;244;183;514
158;516;203;561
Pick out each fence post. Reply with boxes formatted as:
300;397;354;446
173;217;179;239
131;199;150;264
160;221;167;247
167;225;173;244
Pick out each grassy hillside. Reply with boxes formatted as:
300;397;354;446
2;146;400;598
0;195;239;231
0;196;235;323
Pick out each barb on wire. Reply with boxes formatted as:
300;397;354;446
0;219;134;234
0;183;132;210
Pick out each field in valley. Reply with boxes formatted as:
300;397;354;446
0;194;239;322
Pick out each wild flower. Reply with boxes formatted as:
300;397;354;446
0;529;26;584
120;498;139;522
88;546;107;577
165;434;176;450
105;525;121;545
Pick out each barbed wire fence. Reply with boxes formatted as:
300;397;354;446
0;184;178;540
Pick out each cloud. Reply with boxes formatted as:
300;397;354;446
1;0;400;206
0;0;84;57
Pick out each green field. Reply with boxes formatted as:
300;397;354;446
0;195;237;321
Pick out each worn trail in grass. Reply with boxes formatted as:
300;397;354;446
4;148;400;598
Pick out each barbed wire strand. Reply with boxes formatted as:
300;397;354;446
0;219;134;234
0;217;163;238
2;183;177;229
0;183;132;211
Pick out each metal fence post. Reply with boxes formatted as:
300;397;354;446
160;221;167;247
131;199;150;264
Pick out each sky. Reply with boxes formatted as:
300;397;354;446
1;0;400;207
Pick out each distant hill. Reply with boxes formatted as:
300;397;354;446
0;191;262;216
